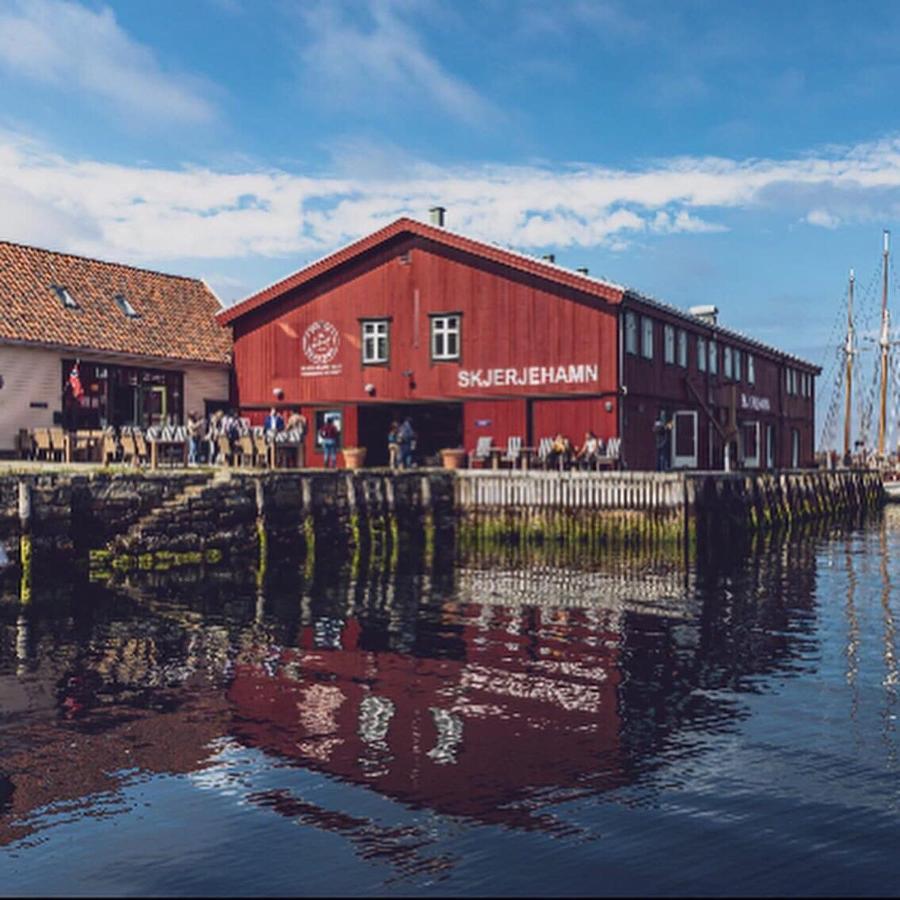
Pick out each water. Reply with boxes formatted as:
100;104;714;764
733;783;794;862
2;511;900;896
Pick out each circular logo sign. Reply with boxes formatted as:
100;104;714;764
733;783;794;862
302;321;340;365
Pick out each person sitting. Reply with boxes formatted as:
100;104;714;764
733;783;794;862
547;432;571;470
575;431;601;470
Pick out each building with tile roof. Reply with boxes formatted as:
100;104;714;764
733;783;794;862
0;240;232;452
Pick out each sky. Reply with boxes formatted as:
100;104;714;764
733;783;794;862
3;0;900;420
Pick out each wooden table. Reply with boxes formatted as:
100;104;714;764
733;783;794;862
64;431;103;463
149;439;188;469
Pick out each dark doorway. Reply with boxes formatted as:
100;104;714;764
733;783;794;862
357;403;463;466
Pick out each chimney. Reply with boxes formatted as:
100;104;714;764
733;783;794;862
689;304;719;326
542;253;556;263
429;206;446;227
576;266;589;275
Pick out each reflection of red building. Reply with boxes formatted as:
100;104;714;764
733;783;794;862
227;608;626;828
220;214;819;469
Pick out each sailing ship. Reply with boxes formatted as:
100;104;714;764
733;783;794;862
823;230;900;500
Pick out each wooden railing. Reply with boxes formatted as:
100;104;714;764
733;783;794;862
455;470;687;511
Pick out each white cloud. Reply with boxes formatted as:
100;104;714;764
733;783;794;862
806;209;841;229
0;0;215;124
2;130;900;276
298;0;496;126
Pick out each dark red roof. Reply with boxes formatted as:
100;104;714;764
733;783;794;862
0;241;232;365
217;217;626;325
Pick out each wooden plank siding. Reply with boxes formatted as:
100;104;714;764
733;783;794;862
232;234;620;456
226;218;819;470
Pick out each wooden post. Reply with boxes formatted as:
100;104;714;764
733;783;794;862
18;480;32;606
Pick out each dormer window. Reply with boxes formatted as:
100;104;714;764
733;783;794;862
52;284;78;309
115;293;140;318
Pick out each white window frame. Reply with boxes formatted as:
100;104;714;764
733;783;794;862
697;336;707;372
709;340;718;375
641;316;654;359
747;354;755;385
677;329;688;368
625;311;638;355
431;314;461;361
361;319;390;364
734;348;742;382
664;324;675;364
723;346;733;380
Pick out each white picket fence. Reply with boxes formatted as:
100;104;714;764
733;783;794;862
455;470;687;511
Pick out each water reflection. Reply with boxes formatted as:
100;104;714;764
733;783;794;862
2;512;900;892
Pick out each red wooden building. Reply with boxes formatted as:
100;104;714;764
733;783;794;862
219;213;819;469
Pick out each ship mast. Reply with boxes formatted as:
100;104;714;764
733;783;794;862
877;229;891;459
843;268;855;463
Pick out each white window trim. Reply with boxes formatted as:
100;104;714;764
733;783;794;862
709;340;718;375
747;354;755;385
625;311;638;355
641;316;654;359
697;336;707;372
664;324;675;364
677;329;688;368
361;319;390;364
431;314;461;361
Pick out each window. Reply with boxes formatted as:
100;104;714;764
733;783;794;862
641;316;654;359
709;339;718;375
664;325;675;364
734;348;742;382
786;368;797;395
114;293;140;318
697;336;707;372
431;314;460;360
361;319;390;364
747;353;755;385
677;329;688;367
723;346;733;380
625;312;638;355
52;284;78;309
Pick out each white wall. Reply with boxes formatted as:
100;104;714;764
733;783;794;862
0;345;61;451
0;345;231;453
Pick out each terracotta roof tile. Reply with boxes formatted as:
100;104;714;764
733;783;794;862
0;241;232;365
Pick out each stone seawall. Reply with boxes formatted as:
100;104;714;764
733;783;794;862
0;470;457;576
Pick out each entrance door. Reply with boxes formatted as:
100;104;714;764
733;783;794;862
143;385;167;428
672;410;698;468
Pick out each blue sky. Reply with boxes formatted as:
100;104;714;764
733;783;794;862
2;0;900;406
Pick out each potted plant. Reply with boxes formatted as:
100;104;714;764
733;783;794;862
440;447;467;469
341;446;367;469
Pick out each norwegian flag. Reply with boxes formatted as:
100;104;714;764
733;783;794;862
68;362;84;399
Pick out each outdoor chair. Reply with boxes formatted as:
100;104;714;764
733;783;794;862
33;428;53;461
501;436;523;468
470;436;493;468
217;435;233;466
49;427;67;462
537;437;553;469
253;430;271;467
120;431;138;465
134;431;150;466
236;434;255;467
101;428;119;465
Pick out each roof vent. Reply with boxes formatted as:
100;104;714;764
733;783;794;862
689;304;719;326
542;253;556;264
576;266;589;275
429;206;446;227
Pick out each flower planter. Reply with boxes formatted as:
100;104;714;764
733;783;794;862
440;448;467;470
342;447;367;470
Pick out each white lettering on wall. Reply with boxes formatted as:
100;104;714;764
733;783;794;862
456;363;599;389
740;392;771;412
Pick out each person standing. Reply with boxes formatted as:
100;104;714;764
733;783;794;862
187;411;204;466
286;409;308;466
653;410;673;471
397;417;416;469
387;420;400;470
264;406;285;434
319;416;339;469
